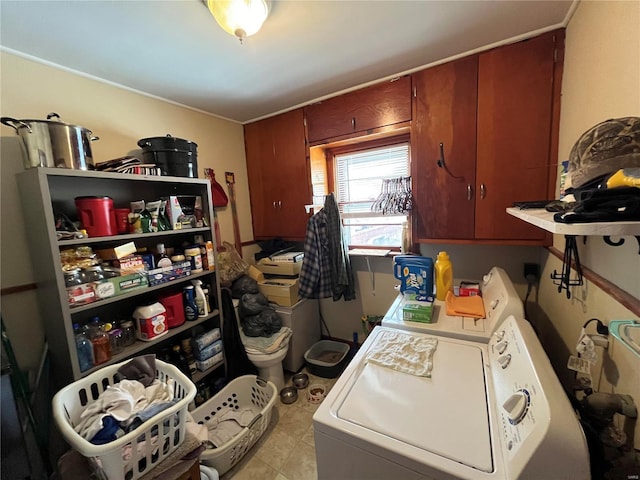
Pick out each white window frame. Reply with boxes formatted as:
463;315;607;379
330;138;410;250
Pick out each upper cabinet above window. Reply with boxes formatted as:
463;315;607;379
304;76;412;145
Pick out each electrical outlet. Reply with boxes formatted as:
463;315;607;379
524;263;540;281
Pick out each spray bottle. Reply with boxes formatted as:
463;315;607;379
191;279;209;317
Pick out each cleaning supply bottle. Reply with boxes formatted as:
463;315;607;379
434;251;453;301
183;285;198;321
191;279;209;317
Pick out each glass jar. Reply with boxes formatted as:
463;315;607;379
64;268;84;288
108;327;124;355
120;319;136;347
84;265;105;282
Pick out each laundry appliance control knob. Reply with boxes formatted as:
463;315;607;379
502;389;530;425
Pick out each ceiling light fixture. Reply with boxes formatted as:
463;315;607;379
206;0;269;43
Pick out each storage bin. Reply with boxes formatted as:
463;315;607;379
52;359;196;480
304;340;350;378
191;375;277;476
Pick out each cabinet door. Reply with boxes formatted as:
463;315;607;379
244;119;275;238
270;109;312;239
476;32;559;240
245;109;311;240
305;76;412;143
412;56;478;240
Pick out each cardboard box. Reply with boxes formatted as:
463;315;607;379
459;281;480;297
111;254;146;274
92;272;149;300
162;195;198;230
256;258;302;277
95;242;137;260
402;295;434;323
258;278;299;306
147;261;191;286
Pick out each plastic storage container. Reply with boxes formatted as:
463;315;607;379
75;196;118;237
304;340;350;378
434;251;453;301
393;255;434;297
158;291;186;328
133;302;168;341
51;359;197;480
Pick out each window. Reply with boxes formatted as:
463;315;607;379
332;139;410;249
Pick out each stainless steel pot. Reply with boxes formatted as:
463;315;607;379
1;113;98;170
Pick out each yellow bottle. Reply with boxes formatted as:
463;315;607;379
435;251;453;301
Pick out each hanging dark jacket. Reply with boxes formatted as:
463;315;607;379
221;288;258;381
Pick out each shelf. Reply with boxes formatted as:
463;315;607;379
68;270;216;313
506;208;640;236
192;360;224;383
79;309;219;377
58;227;212;246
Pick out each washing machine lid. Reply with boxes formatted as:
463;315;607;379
334;334;494;473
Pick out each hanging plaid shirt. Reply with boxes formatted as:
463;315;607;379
299;208;332;299
299;194;356;301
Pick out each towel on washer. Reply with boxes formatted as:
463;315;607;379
365;330;438;378
445;290;486;319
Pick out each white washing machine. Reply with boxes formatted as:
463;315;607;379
313;320;590;479
382;266;524;342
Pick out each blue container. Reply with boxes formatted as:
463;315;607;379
393;255;434;296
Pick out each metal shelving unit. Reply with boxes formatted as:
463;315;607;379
17;168;224;389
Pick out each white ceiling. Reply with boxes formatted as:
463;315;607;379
0;0;575;124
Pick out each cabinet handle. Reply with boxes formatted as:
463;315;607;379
278;200;282;209
351;117;356;130
273;201;277;209
480;183;486;199
467;184;472;201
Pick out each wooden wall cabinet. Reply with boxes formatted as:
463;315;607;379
305;76;412;144
412;55;478;240
244;108;312;241
413;30;563;244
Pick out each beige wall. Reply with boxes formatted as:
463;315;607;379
535;0;640;450
0;51;251;372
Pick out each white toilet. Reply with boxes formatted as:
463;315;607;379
234;302;290;391
244;344;289;392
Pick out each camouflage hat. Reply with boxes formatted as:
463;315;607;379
568;117;640;189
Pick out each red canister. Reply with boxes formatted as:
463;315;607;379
158;291;186;328
75;196;118;237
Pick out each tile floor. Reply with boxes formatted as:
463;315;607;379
219;368;338;480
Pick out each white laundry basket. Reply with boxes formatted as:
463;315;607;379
191;375;277;476
52;359;196;480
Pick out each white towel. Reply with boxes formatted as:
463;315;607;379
365;330;438;378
